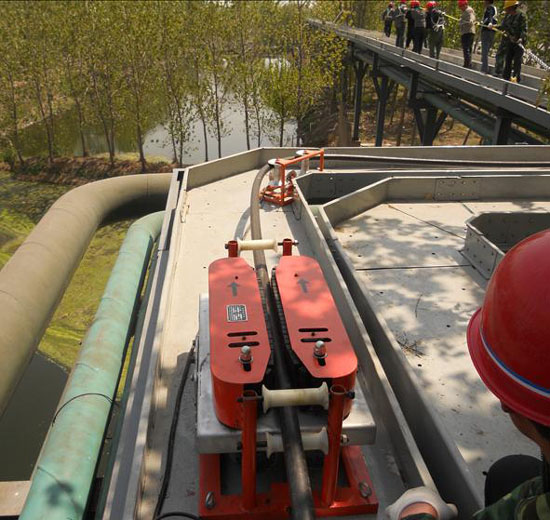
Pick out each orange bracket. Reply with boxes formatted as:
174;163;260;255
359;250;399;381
261;149;325;207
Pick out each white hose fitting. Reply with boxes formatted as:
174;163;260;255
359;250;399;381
261;382;329;413
266;428;329;458
237;238;278;253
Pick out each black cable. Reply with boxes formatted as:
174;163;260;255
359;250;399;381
153;346;196;520
154;512;199;520
250;165;316;520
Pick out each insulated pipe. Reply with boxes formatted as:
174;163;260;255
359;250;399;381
0;173;170;417
20;211;165;520
251;164;316;520
262;382;329;413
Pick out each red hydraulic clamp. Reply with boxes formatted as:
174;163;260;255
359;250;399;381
261;149;325;207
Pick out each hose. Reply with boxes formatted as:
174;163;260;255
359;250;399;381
250;164;316;520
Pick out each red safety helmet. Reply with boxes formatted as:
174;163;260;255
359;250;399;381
400;0;407;3
410;0;420;7
458;0;468;6
467;229;550;426
426;1;437;8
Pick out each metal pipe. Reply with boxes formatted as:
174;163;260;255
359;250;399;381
0;173;170;417
250;164;316;520
19;211;165;520
313;153;550;167
321;385;348;507
241;391;258;510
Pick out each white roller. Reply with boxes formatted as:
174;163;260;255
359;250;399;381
237;238;278;253
266;428;329;458
262;382;329;413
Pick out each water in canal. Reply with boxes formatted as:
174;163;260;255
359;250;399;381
0;353;67;480
19;98;297;163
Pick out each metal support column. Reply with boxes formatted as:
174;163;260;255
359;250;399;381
422;107;447;146
352;60;367;142
373;75;389;147
493;111;513;145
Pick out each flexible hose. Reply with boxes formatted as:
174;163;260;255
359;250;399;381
250;165;316;520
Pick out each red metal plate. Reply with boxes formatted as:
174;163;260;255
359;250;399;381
209;257;271;428
274;256;357;381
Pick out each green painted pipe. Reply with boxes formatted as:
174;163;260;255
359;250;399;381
0;173;170;417
19;211;165;520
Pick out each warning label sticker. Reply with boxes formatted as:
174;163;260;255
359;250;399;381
226;304;248;322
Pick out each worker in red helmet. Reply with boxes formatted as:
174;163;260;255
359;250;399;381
382;2;395;38
392;0;409;48
426;0;445;59
405;1;417;49
458;0;476;68
386;229;550;520
410;0;426;54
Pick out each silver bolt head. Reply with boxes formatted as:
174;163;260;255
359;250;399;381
205;490;216;509
314;340;327;358
359;481;372;498
240;345;252;362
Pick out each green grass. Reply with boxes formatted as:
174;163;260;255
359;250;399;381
0;171;132;370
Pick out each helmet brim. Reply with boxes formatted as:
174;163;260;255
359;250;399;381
467;309;550;426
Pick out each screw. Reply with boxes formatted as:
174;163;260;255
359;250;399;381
313;340;327;359
359;481;372;498
205;491;215;509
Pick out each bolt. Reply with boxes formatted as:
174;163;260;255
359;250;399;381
313;340;327;359
240;345;252;363
359;481;372;498
205;490;216;509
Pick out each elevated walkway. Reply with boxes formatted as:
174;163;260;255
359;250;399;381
310;21;550;146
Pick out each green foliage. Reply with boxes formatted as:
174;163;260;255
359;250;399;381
0;0;348;163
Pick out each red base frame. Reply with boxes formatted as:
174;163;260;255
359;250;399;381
199;446;379;519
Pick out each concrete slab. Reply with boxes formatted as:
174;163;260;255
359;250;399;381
334;201;541;491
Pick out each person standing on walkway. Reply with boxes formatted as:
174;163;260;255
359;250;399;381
382;2;395;38
499;0;527;82
480;0;498;73
411;1;426;54
406;2;415;49
458;0;476;68
393;0;408;48
426;1;445;59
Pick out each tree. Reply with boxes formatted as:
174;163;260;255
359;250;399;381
0;2;26;165
158;1;197;166
119;2;161;172
59;1;90;157
83;2;123;167
19;1;61;164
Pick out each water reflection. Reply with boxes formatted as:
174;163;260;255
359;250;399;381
20;99;297;164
